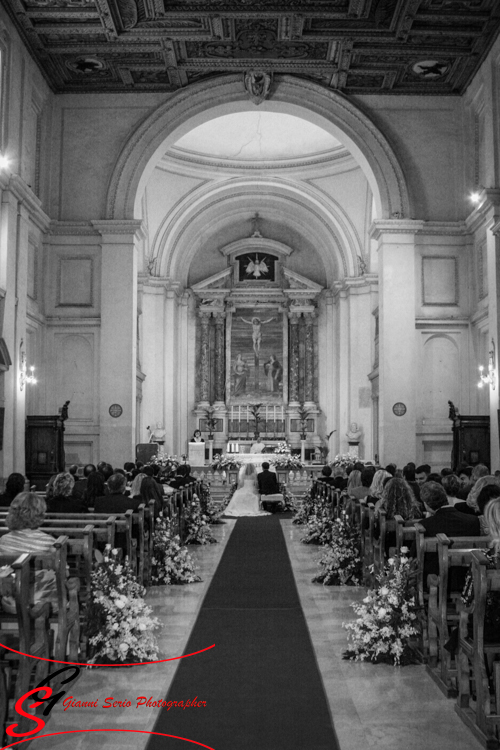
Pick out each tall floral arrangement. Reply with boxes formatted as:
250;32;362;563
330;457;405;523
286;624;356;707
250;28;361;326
183;495;217;544
198;481;222;524
292;489;316;525
343;549;419;666
87;546;159;664
313;511;362;585
151;516;201;585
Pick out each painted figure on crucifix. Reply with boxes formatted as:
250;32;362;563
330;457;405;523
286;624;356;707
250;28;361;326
233;353;249;397
264;354;283;393
239;315;275;356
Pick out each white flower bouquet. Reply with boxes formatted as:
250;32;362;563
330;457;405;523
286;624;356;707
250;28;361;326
151;516;202;585
343;549;419;665
313;511;362;585
87;546;160;664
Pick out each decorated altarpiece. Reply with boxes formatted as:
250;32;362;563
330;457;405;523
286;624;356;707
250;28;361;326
191;233;323;452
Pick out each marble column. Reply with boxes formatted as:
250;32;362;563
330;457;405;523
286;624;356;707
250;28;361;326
199;311;211;406
289;312;300;406
213;312;226;406
304;311;316;405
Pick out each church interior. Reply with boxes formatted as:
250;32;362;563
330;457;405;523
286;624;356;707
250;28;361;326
1;0;500;748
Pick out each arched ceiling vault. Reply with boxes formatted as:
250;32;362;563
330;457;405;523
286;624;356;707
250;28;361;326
151;176;363;286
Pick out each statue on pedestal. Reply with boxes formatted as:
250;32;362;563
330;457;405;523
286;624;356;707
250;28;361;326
148;422;166;445
346;422;362;457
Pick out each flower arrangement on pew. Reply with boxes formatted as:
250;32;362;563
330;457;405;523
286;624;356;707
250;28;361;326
87;546;159;664
301;503;336;545
343;548;419;666
198;480;223;524
151;517;202;585
292;488;316;525
183;496;218;545
313;510;362;586
279;483;297;512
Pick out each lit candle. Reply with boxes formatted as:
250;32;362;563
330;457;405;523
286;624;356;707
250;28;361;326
265;404;268;432
238;405;241;435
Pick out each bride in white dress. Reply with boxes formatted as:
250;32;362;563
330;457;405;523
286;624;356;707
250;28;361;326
223;462;271;518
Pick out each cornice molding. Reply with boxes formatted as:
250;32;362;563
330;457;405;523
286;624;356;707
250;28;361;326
91;219;145;242
50;221;100;237
465;189;500;234
369;219;425;240
6;175;50;232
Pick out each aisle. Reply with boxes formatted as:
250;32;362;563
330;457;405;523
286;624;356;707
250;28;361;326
146;515;339;750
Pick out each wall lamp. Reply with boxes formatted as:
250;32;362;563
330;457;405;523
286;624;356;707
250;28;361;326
19;342;37;391
478;338;496;390
0;153;10;171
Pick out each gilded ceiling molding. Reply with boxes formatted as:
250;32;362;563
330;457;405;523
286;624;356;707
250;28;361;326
105;74;410;222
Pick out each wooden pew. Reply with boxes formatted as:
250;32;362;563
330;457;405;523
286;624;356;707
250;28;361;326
0;553;51;737
426;534;490;697
456;549;500;749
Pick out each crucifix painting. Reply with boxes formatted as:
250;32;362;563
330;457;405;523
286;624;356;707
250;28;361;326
230;308;283;403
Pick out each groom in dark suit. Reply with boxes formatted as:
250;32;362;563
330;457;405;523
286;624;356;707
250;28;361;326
257;462;282;512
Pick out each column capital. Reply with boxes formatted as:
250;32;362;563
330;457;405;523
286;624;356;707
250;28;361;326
369;219;425;242
92;219;145;242
288;311;301;323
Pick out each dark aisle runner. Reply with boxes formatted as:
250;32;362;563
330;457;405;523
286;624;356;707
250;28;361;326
146;516;340;750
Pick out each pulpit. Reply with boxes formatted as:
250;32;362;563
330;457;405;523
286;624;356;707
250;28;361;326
450;413;490;470
189;442;205;466
25;415;66;489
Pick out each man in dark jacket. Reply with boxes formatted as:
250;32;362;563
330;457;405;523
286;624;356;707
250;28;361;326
94;473;141;513
257;462;281;512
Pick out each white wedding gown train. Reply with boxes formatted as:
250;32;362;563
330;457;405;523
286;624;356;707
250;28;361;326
223;477;271;517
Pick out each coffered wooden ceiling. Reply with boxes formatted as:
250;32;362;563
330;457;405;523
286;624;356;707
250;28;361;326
4;0;500;94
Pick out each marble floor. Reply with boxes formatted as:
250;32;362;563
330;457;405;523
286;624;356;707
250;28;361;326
19;518;483;750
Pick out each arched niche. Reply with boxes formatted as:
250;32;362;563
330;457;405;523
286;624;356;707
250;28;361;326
106;74;410;223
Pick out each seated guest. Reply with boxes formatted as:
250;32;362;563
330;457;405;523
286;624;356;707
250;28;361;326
97;462;114;482
441;474;461;507
426;473;442;484
0;492;57;610
94;473;142;514
441;467;453;477
139;476;164;517
0;473;25;507
349;467;375;501
385;463;397;477
477;484;500;535
183;464;198;485
402;465;421;503
415;464;431;485
123;462;135;480
68;464;79;479
130;472;147;501
471;463;490;484
347;470;362;492
367;469;392;504
168;465;190;490
85;470;106;508
317;466;336;487
456;475;500;515
420;481;480;537
375;477;422;521
415;481;481;583
46;472;87;513
72;464;96;505
332;466;347;491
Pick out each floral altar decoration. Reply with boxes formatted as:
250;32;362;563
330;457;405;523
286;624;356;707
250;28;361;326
270;442;303;471
87;546;160;664
313;510;362;586
343;549;419;666
151;517;202;585
183;495;218;545
330;454;357;469
211;454;242;471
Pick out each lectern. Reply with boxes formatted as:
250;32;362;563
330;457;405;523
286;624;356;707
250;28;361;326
25;415;66;489
188;442;205;466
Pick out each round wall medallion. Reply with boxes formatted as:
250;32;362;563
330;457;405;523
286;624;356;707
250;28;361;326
109;404;123;418
392;402;407;417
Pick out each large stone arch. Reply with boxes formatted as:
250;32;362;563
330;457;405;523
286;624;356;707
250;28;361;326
106;74;410;221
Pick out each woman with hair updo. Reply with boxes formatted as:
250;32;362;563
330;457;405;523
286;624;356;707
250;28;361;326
0;492;58;611
367;469;392;503
46;472;86;513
